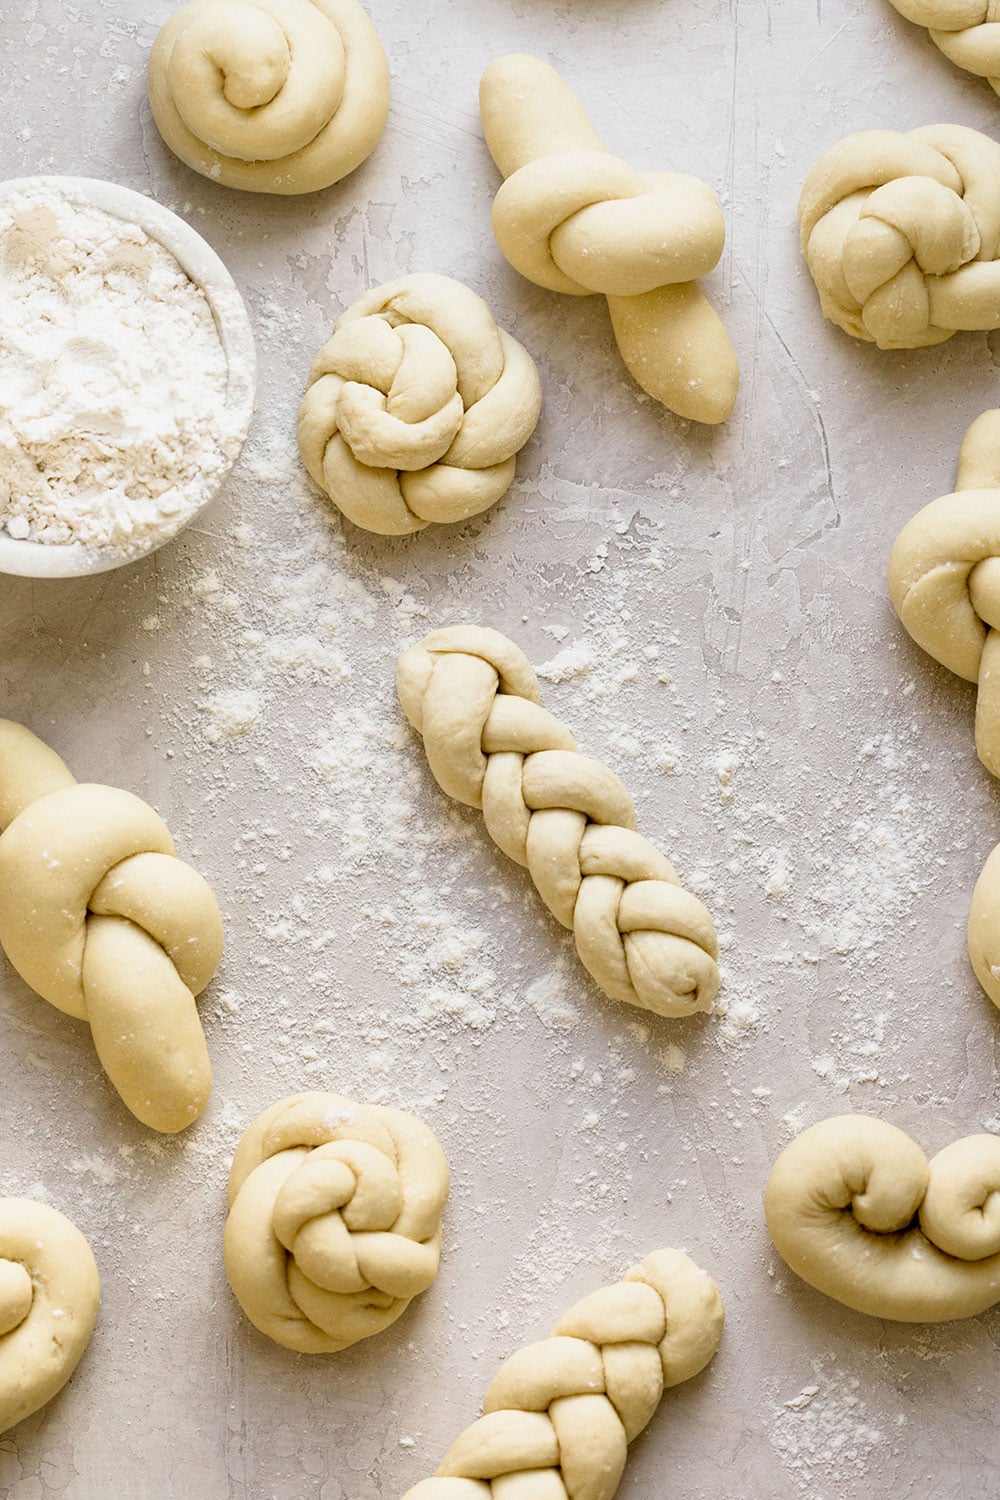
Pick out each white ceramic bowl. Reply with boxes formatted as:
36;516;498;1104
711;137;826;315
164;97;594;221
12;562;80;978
0;175;257;579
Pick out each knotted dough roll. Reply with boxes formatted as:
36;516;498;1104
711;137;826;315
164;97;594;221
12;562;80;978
0;1198;100;1433
224;1092;450;1352
478;54;738;425
298;274;543;535
0;720;222;1133
888;1;1000;95
396;626;720;1018
148;0;389;194
765;1115;1000;1321
399;1248;724;1499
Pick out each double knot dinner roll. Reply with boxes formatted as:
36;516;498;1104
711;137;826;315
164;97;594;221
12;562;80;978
887;1;1000;95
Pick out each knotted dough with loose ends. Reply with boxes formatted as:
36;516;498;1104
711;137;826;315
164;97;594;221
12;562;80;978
765;1115;1000;1321
298;274;543;535
0;1198;100;1433
888;1;1000;96
799;124;1000;347
0;720;222;1133
396;626;720;1019
148;0;389;194
224;1092;450;1353
400;1248;724;1500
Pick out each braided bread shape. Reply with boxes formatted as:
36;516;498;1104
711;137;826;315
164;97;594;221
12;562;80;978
396;627;720;1018
799;124;1000;347
224;1092;450;1352
766;1115;1000;1321
0;1198;100;1433
298;274;543;535
888;1;1000;95
147;0;389;194
0;720;222;1133
478;54;738;425
400;1248;724;1500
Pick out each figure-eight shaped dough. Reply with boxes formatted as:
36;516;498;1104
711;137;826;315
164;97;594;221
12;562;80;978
148;0;389;194
298;274;543;535
225;1092;450;1352
887;2;1000;96
0;1198;100;1433
400;1248;724;1500
765;1115;1000;1321
479;54;738;425
397;627;720;1018
799;124;1000;347
0;720;223;1132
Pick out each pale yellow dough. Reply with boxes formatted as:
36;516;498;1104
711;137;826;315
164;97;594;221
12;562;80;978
765;1115;1000;1321
224;1092;450;1352
888;1;1000;95
799;124;1000;347
298;274;543;535
396;626;720;1018
0;1198;100;1433
148;0;389;195
399;1248;724;1499
0;720;222;1133
478;54;738;425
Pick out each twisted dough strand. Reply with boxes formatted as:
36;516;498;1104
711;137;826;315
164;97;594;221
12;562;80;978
888;1;1000;95
400;1249;724;1500
396;627;719;1018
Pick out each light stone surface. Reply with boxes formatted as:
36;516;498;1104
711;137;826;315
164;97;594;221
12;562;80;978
2;1;1000;1496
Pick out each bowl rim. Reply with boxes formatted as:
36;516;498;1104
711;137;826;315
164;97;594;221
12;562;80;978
0;174;257;579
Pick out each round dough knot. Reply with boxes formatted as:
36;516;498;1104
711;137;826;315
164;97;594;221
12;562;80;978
765;1115;1000;1321
397;626;720;1018
148;0;389;194
888;1;1000;95
799;124;1000;347
224;1092;450;1352
298;274;542;535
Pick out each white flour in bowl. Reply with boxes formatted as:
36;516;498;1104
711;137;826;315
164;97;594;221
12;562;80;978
0;185;236;552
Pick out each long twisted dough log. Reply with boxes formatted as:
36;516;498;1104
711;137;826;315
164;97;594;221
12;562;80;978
396;627;720;1018
799;124;1000;347
478;55;738;425
0;720;222;1132
400;1248;724;1500
148;0;389;194
0;1198;100;1433
888;1;1000;95
224;1092;450;1352
298;274;543;535
765;1115;1000;1321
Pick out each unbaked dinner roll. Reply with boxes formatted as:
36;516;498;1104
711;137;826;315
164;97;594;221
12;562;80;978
0;720;222;1133
887;1;1000;95
0;1198;100;1433
148;0;389;194
224;1092;450;1352
400;1248;724;1499
479;54;738;425
799;124;1000;348
298;274;543;535
765;1115;1000;1321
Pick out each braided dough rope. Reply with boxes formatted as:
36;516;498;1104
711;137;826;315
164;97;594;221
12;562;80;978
888;1;1000;95
478;54;738;425
148;0;389;194
0;1198;100;1433
298;274;543;535
0;720;222;1133
400;1248;724;1500
396;627;720;1018
765;1115;1000;1321
225;1092;450;1352
799;124;1000;347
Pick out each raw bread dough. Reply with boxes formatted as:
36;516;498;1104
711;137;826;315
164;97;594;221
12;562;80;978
224;1092;450;1352
147;0;389;195
298;274;543;535
765;1115;1000;1321
0;720;222;1133
0;1198;100;1433
399;1248;724;1499
799;124;1000;347
887;2;1000;95
478;54;738;425
396;626;720;1017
